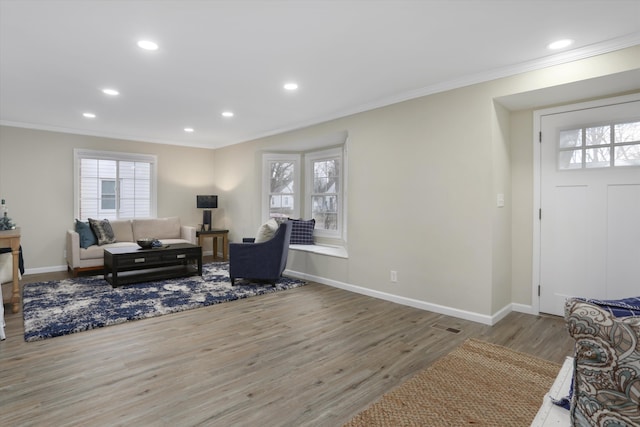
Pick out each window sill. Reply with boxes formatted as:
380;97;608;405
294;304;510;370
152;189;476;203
289;244;348;258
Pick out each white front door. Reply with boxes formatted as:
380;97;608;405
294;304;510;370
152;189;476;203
539;98;640;316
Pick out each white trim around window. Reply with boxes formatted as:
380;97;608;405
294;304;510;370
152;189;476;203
261;135;348;251
305;146;345;241
261;153;301;222
74;149;158;220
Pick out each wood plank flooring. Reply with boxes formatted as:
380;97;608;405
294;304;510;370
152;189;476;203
0;266;574;427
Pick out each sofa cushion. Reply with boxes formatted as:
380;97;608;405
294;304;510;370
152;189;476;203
75;219;97;249
79;242;138;260
255;219;279;243
132;217;181;241
88;218;116;245
288;218;315;245
110;219;134;242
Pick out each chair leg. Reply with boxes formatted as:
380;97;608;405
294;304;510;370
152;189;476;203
230;277;235;286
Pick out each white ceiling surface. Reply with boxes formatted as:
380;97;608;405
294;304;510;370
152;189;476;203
1;1;639;150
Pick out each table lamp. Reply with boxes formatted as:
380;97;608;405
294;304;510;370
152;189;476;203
196;195;217;231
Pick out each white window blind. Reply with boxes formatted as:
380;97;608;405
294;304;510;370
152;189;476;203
74;149;157;220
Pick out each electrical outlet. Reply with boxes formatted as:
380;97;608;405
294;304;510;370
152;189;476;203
390;270;398;283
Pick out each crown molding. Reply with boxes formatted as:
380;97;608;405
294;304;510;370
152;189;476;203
3;33;639;149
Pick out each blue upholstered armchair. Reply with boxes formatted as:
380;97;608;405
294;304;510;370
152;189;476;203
229;221;292;285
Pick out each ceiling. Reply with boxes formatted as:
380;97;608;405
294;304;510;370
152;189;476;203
1;1;639;150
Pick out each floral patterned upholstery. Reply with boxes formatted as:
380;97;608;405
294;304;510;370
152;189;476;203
565;298;640;426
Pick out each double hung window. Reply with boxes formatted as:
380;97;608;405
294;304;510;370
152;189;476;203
74;149;157;220
263;153;301;221
305;147;342;239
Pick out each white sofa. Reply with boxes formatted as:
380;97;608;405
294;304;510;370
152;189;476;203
66;217;196;276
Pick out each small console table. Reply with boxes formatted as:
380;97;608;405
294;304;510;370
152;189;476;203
0;228;21;313
196;229;229;261
104;243;202;287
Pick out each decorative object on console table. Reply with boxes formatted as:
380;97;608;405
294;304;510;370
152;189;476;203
0;198;16;231
196;228;229;261
196;195;217;231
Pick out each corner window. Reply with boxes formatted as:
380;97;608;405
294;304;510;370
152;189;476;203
262;140;346;243
74;149;157;220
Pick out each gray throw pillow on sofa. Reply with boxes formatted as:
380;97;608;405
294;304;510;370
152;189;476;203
88;218;116;245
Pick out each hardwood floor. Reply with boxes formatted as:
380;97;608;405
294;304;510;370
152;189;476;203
0;264;574;426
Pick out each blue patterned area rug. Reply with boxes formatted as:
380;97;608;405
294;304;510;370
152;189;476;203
22;262;305;342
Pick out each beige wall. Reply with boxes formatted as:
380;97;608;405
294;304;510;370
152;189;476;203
0;127;216;271
491;101;512;314
214;45;640;320
2;45;638;321
509;110;535;306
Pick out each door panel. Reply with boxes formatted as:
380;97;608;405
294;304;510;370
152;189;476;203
539;100;640;315
606;184;640;298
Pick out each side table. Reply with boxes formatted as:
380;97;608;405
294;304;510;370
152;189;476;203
196;229;229;261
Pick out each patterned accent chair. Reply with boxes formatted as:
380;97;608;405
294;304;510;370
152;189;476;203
229;221;292;285
564;298;640;426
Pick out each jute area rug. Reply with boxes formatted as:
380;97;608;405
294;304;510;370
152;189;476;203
344;338;561;426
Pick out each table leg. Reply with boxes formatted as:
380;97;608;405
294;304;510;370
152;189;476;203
222;233;228;261
11;245;19;313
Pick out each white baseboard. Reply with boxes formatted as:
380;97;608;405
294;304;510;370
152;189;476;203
491;303;513;324
284;268;517;326
24;264;68;275
511;302;536;315
24;264;533;327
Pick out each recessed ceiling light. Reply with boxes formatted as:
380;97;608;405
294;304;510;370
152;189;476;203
83;112;96;118
184;127;194;133
102;88;119;96
547;39;574;50
284;82;299;91
137;40;159;51
221;111;234;118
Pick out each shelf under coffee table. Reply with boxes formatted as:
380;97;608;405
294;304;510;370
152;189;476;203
104;243;202;287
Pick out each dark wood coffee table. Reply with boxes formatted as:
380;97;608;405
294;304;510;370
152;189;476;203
104;243;202;287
